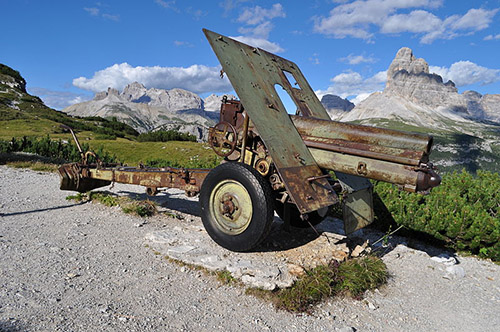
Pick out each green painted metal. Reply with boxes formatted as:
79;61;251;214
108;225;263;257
290;116;432;155
335;172;374;234
203;29;337;214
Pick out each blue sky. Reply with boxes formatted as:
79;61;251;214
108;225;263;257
1;0;499;109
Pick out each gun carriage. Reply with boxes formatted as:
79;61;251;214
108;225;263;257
59;30;440;251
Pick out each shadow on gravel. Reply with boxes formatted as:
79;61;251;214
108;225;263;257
111;189;331;251
0;201;87;217
104;188;457;257
0;152;61;164
0;320;25;332
116;190;201;216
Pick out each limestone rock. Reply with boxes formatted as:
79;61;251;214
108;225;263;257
121;82;148;102
338;47;499;130
204;93;237;112
480;94;500;123
63;82;220;140
320;94;354;119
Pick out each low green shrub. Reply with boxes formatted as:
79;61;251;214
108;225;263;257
374;170;500;261
122;200;156;217
88;192;119;207
248;256;387;313
145;155;220;169
0;135;117;163
137;129;196;142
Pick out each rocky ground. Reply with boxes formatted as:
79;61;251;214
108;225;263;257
1;165;499;332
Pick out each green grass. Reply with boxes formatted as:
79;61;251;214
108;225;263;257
215;270;237;285
88;191;120;207
247;256;388;313
66;191;157;216
5;160;59;172
121;200;156;217
85;139;220;167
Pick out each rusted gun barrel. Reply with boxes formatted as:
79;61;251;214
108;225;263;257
290;116;440;193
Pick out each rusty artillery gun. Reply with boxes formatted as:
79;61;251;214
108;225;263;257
59;29;441;252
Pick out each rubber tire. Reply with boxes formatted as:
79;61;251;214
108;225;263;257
200;162;274;252
274;201;330;228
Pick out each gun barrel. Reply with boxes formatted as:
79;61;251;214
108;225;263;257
291;116;433;162
290;116;440;192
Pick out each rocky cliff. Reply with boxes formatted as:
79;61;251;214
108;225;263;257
334;47;500;172
339;47;500;130
63;83;227;140
320;94;354;119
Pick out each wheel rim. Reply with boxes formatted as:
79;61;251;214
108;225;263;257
209;179;253;235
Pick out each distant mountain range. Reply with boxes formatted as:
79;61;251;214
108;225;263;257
2;44;500;173
0;64;139;142
321;47;500;173
63;82;235;140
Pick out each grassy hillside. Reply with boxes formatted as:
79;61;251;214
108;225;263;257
1;63;220;167
352;118;500;174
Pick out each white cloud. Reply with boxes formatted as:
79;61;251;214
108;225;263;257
84;7;99;16
233;3;285;53
450;8;498;31
174;40;194;47
340;54;376;65
309;53;320;65
350;92;372;104
380;10;442;33
313;0;498;44
28;87;92;110
238;21;274;39
430;61;500;87
155;0;178;11
237;3;285;25
72;63;233;94
316;70;387;103
219;0;252;16
484;34;500;40
102;13;119;21
230;35;284;53
84;5;120;21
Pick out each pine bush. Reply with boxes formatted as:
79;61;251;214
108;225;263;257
374;170;500;261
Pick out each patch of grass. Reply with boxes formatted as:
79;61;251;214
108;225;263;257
247;256;387;313
165;256;206;272
65;192;88;202
163;254;238;285
122;200;156;217
275;262;342;312
88;191;120;207
215;270;236;285
6;160;58;172
66;191;120;207
66;191;157;216
337;256;388;298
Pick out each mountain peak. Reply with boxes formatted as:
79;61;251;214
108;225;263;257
338;47;499;128
387;47;429;79
121;82;147;102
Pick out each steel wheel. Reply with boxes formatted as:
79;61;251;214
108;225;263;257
209;179;253;235
200;162;274;252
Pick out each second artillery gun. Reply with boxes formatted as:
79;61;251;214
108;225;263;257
59;29;441;251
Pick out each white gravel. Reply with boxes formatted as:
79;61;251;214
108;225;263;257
1;165;499;332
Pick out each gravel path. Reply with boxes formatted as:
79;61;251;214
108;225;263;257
1;165;499;332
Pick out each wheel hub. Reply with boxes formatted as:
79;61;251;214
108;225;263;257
209;179;253;235
220;194;239;218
